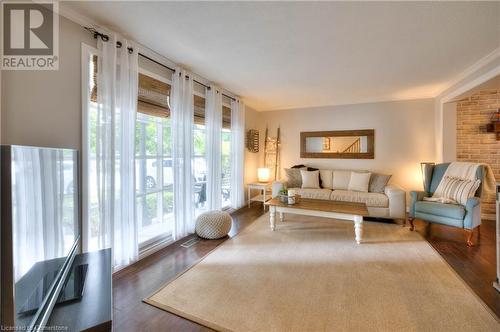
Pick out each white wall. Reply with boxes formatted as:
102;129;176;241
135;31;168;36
256;99;436;192
1;15;97;150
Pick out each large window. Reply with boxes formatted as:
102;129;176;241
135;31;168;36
83;45;236;260
135;58;174;248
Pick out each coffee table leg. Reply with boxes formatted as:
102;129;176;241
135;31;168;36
280;212;284;222
354;216;363;244
270;206;276;231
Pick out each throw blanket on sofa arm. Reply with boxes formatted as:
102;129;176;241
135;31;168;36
423;162;496;205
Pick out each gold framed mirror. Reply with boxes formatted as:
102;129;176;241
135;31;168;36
300;129;375;159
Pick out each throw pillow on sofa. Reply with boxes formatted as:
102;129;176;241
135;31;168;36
332;170;351;190
301;170;321;189
285;167;306;188
348;172;371;192
369;173;392;193
319;170;333;189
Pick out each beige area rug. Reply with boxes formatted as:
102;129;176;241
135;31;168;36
145;214;499;331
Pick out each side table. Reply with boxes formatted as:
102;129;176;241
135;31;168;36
247;182;271;211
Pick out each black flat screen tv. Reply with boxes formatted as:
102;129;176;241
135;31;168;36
1;145;80;331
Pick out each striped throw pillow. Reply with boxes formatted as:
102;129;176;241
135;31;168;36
432;176;481;205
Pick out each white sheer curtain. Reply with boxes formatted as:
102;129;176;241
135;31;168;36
205;86;223;210
94;33;138;269
230;99;246;209
171;68;195;240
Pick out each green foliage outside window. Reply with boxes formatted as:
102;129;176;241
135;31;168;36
193;126;205;156
163;191;174;213
145;194;158;222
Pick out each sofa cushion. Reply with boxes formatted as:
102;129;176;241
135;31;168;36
301;170;320;189
348;172;371;192
330;190;389;208
332;170;351;190
319;170;333;189
369;173;392;193
285;167;306;188
415;201;465;220
288;188;332;200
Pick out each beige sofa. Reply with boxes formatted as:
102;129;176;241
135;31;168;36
273;169;406;220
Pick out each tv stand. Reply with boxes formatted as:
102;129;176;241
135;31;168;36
47;249;112;331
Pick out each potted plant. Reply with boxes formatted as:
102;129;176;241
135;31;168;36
278;188;288;203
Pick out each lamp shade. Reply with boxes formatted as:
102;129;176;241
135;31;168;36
420;162;435;192
257;168;270;183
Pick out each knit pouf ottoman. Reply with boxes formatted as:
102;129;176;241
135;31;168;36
195;210;232;239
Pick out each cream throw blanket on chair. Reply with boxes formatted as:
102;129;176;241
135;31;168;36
424;162;496;204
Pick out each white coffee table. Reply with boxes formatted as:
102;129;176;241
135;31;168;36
265;198;369;244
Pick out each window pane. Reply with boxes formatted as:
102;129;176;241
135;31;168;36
137;193;161;244
163;158;173;188
163;119;172;156
222;129;231;208
136;57;174;247
144;122;158;156
193;89;207;216
163;191;174;219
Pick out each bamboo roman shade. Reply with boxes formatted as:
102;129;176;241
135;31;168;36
194;94;231;129
91;55;230;127
222;105;231;129
138;73;171;118
90;55;98;102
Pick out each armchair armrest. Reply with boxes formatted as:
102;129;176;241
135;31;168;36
384;185;406;219
464;197;481;229
409;191;429;218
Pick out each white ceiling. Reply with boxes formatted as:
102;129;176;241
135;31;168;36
62;1;500;111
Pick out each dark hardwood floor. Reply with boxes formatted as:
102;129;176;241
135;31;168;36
112;204;265;332
412;218;499;317
112;204;499;331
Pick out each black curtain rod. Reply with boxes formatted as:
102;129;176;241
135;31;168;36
138;52;175;72
85;26;237;101
138;53;236;101
85;27;134;54
139;53;236;101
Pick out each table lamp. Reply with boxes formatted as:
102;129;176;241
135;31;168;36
257;168;270;183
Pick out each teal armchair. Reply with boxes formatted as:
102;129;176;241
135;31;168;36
408;163;485;246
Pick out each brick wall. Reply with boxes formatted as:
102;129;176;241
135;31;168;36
456;88;500;220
